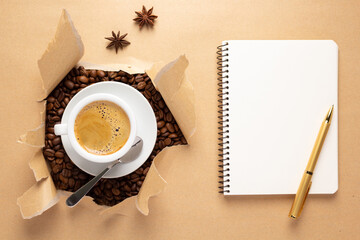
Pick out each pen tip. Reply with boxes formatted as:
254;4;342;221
326;105;334;123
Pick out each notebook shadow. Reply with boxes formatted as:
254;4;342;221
223;192;337;202
222;192;338;228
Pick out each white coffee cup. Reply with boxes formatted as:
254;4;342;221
54;93;137;164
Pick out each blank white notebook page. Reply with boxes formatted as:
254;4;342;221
224;40;338;195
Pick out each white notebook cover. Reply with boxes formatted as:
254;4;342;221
222;40;338;195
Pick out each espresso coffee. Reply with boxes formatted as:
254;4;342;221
74;101;130;155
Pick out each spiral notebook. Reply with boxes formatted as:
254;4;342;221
217;40;338;195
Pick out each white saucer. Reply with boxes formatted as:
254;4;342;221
60;82;157;178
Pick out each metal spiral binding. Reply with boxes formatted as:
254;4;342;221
217;42;230;194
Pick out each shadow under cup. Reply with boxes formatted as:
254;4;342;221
54;93;137;164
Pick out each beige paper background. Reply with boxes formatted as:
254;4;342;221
0;0;359;239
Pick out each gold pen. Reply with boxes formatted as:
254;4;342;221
289;105;334;219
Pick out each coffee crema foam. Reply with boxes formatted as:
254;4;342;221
74;101;131;155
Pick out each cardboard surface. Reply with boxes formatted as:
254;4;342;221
0;0;359;239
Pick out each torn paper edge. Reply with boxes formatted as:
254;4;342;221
38;9;84;99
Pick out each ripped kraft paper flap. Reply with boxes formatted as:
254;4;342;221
38;10;84;100
17;9;195;219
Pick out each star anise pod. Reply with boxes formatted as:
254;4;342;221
133;6;158;29
105;31;130;53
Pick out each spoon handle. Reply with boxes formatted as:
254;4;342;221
66;164;116;207
66;137;142;207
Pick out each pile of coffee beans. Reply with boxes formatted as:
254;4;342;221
44;66;187;206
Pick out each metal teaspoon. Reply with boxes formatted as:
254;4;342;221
66;136;143;207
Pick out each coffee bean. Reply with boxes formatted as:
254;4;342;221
58;91;65;102
157;121;165;128
59;182;68;190
165;112;173;122
124;184;131;192
46;103;53;111
52;164;62;174
97;70;105;78
135;75;143;83
53;89;60;98
54;101;60;109
66;163;73;170
59;174;68;184
118;77;126;83
44;148;55;157
144;90;151;99
64;80;74;89
57;108;64;116
94;187;101;196
166;123;175;133
46;133;55;140
104;189;112;198
160;127;167;134
168;133;178;138
55;158;63;164
112;188;120;196
131;177;140;183
109;72;117;79
52;137;61;146
154;92;161;101
62;169;72;178
89;70;97;78
143;167;149;175
162;132;170;137
77;76;89;83
64;97;70;105
135;168;143;175
158;110;164;119
158;100;165;109
137;81;146;90
47;140;53;148
74;181;82;190
128;76;135;84
47;96;56;103
55;151;64;158
72;168;80;176
159;140;165;149
79;173;87;180
53;145;61;151
52;116;60;122
130;174;138;179
68;178;75;188
164;138;172;146
78;66;88;76
105;182;112;189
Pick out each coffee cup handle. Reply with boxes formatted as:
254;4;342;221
54;124;68;136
